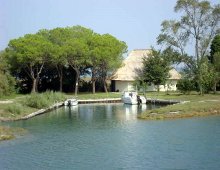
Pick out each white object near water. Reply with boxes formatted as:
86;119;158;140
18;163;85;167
64;99;78;106
122;92;146;105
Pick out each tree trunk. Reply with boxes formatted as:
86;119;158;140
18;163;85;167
59;68;63;92
103;78;108;93
31;78;37;93
92;80;96;94
213;81;217;94
157;85;160;92
69;65;80;96
74;68;80;96
91;69;96;94
75;73;79;96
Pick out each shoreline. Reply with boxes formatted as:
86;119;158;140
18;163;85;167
1;97;220;141
138;109;220;120
0;99;122;122
1;97;220;122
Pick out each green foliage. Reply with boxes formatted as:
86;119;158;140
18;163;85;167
89;33;127;93
198;59;216;94
4;25;127;94
142;48;170;89
6;33;54;93
25;93;49;109
0;52;16;97
6;103;23;115
24;91;65;109
43;91;65;102
210;35;220;63
177;79;196;94
157;0;220;94
0;73;15;97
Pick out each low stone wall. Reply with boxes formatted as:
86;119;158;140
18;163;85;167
78;98;122;104
146;98;181;105
20;102;64;120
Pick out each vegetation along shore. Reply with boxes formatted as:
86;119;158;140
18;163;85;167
1;92;220;141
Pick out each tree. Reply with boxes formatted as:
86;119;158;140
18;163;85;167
39;28;69;92
142;49;170;91
64;26;92;95
158;0;220;94
210;34;220;62
6;34;53;93
0;51;15;97
210;34;220;92
89;33;127;93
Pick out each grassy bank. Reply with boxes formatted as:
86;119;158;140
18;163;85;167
139;92;220;120
0;92;121;120
0;91;67;120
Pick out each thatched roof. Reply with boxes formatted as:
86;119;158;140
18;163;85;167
111;49;181;81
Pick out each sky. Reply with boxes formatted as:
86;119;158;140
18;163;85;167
0;0;219;54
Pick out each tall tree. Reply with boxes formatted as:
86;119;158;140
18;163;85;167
210;34;220;93
39;28;69;92
0;51;15;97
64;26;92;95
6;34;53;93
210;34;220;63
89;33;127;93
157;0;220;94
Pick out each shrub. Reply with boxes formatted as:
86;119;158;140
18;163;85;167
0;73;15;98
177;79;196;94
25;93;49;109
24;91;65;109
6;103;23;115
43;91;65;102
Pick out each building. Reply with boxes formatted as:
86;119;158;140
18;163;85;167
111;49;181;92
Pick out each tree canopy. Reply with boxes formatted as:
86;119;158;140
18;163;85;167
0;51;15;97
4;25;127;94
142;49;170;91
157;0;220;94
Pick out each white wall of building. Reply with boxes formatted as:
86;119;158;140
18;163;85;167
115;80;178;92
115;81;135;92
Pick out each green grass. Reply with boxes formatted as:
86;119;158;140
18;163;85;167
25;91;66;109
0;91;67;120
139;92;220;120
143;91;220;101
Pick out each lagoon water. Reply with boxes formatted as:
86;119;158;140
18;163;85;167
0;103;220;170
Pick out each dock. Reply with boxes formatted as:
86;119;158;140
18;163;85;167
78;98;122;104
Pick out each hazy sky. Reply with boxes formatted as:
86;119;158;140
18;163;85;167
0;0;219;53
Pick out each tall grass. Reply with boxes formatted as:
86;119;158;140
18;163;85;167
24;91;66;109
6;103;23;115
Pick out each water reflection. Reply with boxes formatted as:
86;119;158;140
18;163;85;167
62;103;159;122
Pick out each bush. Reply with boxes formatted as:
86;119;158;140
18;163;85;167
177;79;196;94
25;93;49;109
43;91;65;102
24;91;65;109
6;103;23;115
0;73;15;97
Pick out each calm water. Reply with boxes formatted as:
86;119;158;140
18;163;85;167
0;103;220;170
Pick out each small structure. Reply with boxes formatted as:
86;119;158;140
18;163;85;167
111;49;181;92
